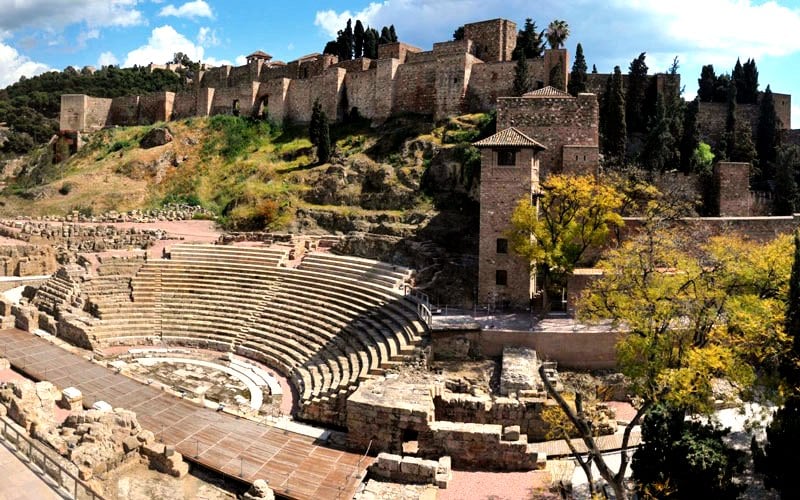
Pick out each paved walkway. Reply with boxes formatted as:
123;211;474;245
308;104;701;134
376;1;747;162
529;430;641;457
0;441;63;500
0;329;368;500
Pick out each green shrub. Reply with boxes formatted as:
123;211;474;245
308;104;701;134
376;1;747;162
58;182;75;195
109;140;131;153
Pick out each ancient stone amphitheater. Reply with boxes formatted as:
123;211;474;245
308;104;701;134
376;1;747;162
30;244;429;428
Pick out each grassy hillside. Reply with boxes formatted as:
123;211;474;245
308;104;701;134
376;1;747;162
0;112;494;231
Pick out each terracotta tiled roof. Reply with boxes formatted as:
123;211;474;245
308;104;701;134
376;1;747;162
473;127;547;149
522;86;573;98
247;50;272;60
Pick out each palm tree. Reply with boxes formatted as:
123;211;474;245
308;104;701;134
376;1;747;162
546;20;570;49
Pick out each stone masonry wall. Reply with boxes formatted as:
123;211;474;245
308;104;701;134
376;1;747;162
497;93;599;176
716;162;752;216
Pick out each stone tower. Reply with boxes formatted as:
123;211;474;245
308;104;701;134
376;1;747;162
474;128;546;309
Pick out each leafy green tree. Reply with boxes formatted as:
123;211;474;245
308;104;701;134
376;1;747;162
354;20;365;58
545;20;570;49
513;52;532;96
567;225;792;499
626;52;649;134
698;64;717;102
567;43;587;96
773;146;800;216
509;174;623;313
453;25;464;41
602;66;627;160
512;18;544;59
323;41;338;56
633;404;745;499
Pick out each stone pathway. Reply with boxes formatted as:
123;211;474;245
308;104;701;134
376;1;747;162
0;441;63;500
529;430;641;457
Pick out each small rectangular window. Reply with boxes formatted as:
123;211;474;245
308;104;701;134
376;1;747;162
496;270;508;286
496;238;508;254
497;150;516;166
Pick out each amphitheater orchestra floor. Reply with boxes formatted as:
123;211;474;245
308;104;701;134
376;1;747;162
0;329;369;500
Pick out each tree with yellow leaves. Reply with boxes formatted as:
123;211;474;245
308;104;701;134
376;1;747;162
548;225;793;499
509;174;624;313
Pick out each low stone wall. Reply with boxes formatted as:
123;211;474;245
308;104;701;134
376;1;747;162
431;329;621;370
9;204;215;224
0;245;57;277
370;453;452;488
418;421;545;470
434;391;554;441
0;221;165;252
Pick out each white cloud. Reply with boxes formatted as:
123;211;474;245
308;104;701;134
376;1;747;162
0;41;50;88
234;54;247;66
618;0;800;60
0;0;145;32
792;103;799;131
314;2;384;37
97;51;119;67
159;0;213;20
123;25;230;67
197;26;219;47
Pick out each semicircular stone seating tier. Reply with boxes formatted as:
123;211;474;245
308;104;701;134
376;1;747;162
77;244;427;426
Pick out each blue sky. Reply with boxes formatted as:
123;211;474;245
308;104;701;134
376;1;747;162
0;0;798;127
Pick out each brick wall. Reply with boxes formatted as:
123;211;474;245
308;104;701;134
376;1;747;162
497;93;599;176
478;147;539;308
562;145;599;175
463;19;517;62
394;59;437;116
715;162;751;216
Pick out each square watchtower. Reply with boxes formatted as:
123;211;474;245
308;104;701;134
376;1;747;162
474;127;546;309
464;19;517;62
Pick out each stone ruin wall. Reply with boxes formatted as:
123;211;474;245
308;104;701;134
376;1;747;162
497;93;599;176
0;245;58;277
697;92;792;150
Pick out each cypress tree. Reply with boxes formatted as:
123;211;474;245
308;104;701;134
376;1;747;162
592;64;598;74
626;52;649;134
512;19;544;60
513;52;532;96
364;28;379;58
732;58;745;103
388;25;398;42
743;59;759;104
640;96;674;171
309;99;323;146
453;26;464;41
698;65;716;102
323;41;338;56
680;99;700;172
757;85;780;171
604;66;627;160
354;20;365;58
772;147;800;216
567;43;587;96
337;19;354;61
724;83;738;160
317;115;332;164
549;61;565;91
379;27;392;44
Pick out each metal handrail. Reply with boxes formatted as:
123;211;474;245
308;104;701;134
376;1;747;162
0;417;106;500
403;285;432;326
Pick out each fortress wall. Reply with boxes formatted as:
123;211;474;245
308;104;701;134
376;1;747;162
260;64;292;82
345;68;378;119
562;145;600;176
374;58;400;122
336;57;373;73
109;96;140;126
498;93;599;175
464;19;516;62
229;64;254;87
406;50;437;64
138;92;174;124
200;65;231;88
466;60;545;112
172;91;198;120
394;60;438;116
83;96;113;131
434;52;476;120
697;102;760;148
258;78;290;122
285;78;314;122
378;42;422;62
59;95;88;131
774;93;792;129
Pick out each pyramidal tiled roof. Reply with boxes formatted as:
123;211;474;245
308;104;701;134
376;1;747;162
473;127;547;149
522;86;573;98
247;50;273;60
